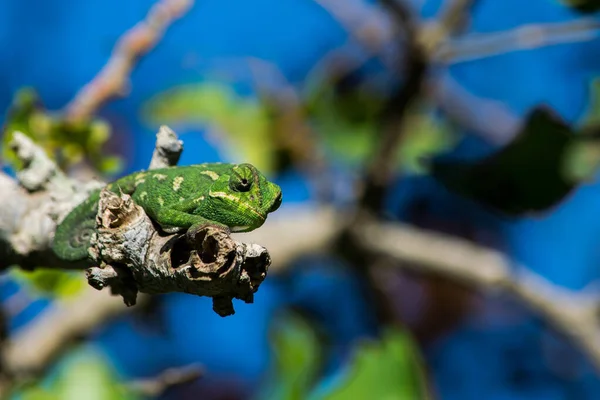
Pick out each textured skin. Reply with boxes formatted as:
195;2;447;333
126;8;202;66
52;163;282;261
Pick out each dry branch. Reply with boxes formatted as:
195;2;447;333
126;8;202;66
252;207;600;370
0;125;272;316
0;125;275;396
127;364;204;397
353;217;600;371
64;0;195;122
1;287;136;384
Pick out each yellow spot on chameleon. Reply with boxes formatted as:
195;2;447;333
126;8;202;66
210;190;263;220
153;173;167;181
193;196;205;203
200;170;220;181
173;176;184;191
209;191;238;202
139;192;148;201
158;197;164;206
179;197;185;202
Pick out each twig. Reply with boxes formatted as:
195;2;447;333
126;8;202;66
359;0;426;212
127;364;204;397
0;287;139;388
354;217;600;371
0;133;103;271
436;17;600;64
148;125;184;170
1;126;272;315
250;206;600;371
64;0;194;122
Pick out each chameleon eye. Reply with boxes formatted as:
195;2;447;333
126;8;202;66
230;175;252;192
230;164;255;192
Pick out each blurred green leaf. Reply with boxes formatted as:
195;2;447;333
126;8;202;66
559;77;600;183
20;388;58;400
430;106;577;216
306;80;455;170
563;139;600;182
11;269;85;299
258;312;323;400
142;82;275;172
18;349;137;400
397;111;457;174
2;87;122;175
305;82;378;165
561;0;600;13
314;328;428;400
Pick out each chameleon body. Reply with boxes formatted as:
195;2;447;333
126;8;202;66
52;163;282;261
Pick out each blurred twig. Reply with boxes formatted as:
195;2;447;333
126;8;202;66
437;17;600;64
3;289;139;378
355;218;600;371
311;0;599;146
249;207;600;371
0;288;142;397
127;364;204;397
357;0;424;212
246;58;335;201
359;0;475;211
64;0;194;123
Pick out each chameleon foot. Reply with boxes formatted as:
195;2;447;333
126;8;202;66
185;223;230;244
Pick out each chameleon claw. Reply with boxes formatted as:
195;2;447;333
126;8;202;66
185;223;230;244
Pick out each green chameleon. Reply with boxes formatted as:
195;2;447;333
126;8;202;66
52;163;283;261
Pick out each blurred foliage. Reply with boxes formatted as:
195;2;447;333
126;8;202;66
429;106;578;216
304;75;457;173
259;312;427;400
2;87;122;298
10;268;84;299
2;87;122;174
317;328;428;400
142;82;277;173
564;78;600;182
259;312;323;400
561;0;600;13
143;77;456;175
18;349;137;400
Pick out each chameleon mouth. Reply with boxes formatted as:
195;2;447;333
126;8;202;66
269;192;282;213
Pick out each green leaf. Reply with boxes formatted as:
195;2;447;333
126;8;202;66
17;348;137;400
560;0;600;13
142;82;276;172
98;156;124;175
429;106;577;216
562;78;600;182
315;328;428;400
305;81;456;170
11;268;85;299
257;312;323;400
2;87;122;176
397;111;458;174
55;351;132;400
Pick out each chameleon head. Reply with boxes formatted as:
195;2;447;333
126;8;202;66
207;163;282;232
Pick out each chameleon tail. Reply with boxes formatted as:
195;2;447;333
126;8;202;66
51;172;140;261
51;190;101;261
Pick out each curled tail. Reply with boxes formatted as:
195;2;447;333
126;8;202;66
51;173;141;261
52;190;101;261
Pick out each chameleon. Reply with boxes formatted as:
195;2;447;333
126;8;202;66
52;163;283;261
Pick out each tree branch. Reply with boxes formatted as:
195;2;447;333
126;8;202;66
0;287;138;388
1;126;272;316
352;217;600;371
250;206;600;370
64;0;195;123
126;364;204;397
